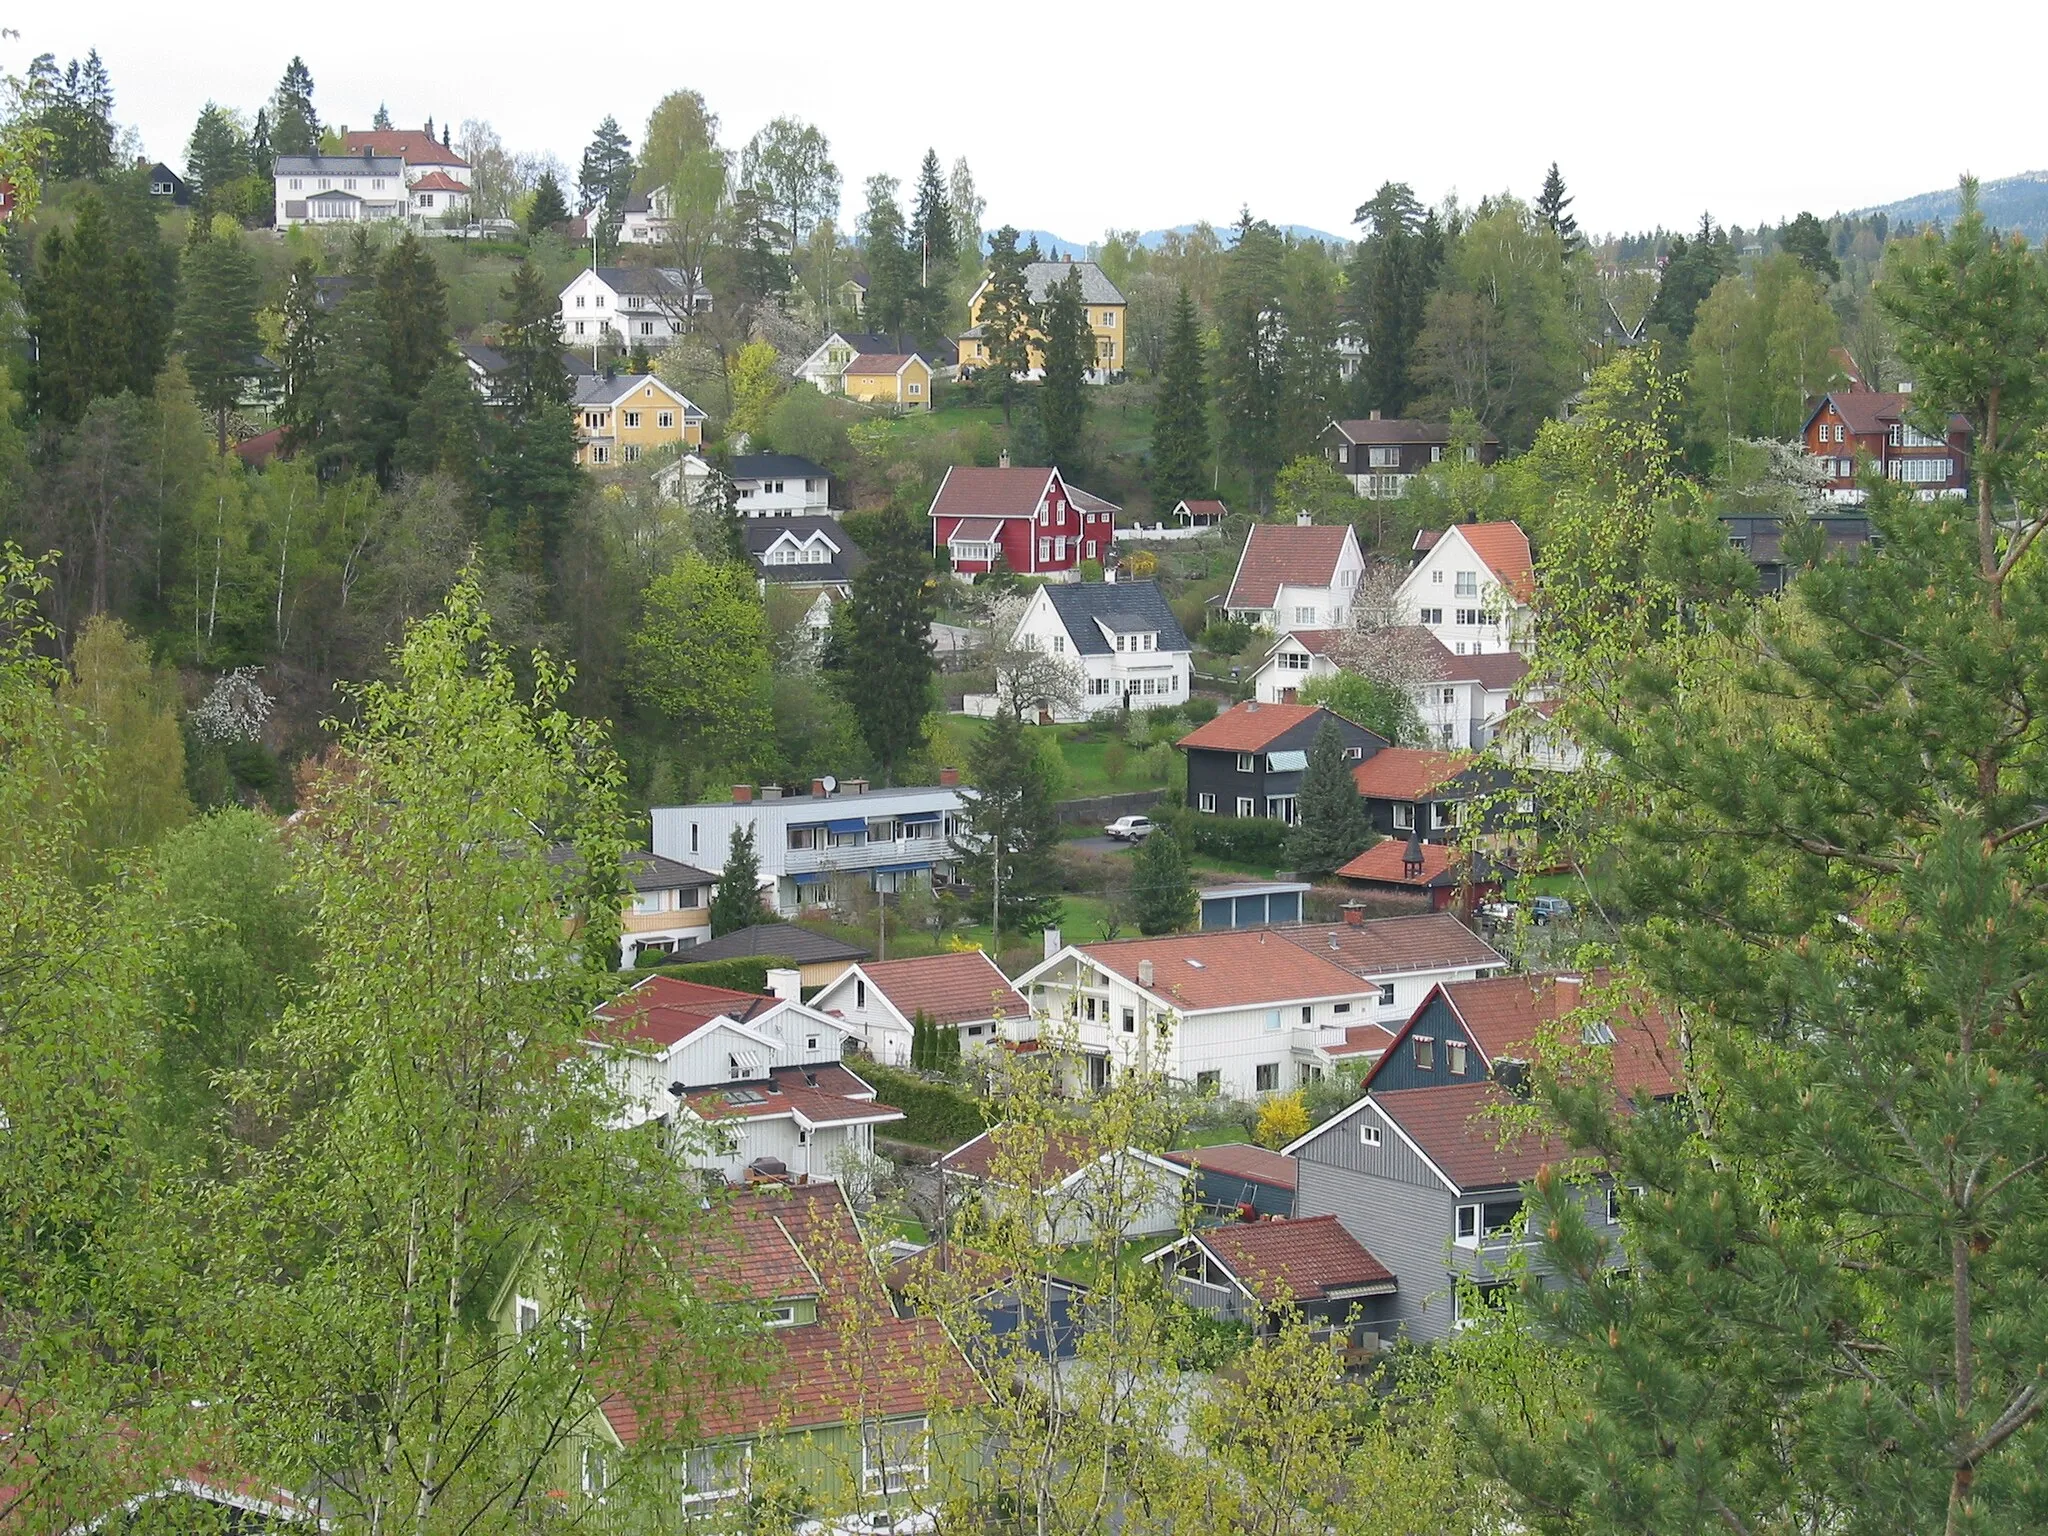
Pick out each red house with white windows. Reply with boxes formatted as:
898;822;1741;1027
929;464;1117;581
1803;388;1970;505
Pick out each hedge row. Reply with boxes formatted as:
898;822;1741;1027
1187;814;1290;863
619;955;800;994
855;1063;990;1150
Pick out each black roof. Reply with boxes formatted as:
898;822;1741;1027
743;516;866;585
731;453;829;482
1041;580;1189;658
624;849;719;893
832;330;959;368
688;923;871;964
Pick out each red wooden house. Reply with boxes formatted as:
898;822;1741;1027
1803;388;1969;505
929;464;1116;580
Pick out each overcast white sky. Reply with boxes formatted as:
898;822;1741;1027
10;0;2044;241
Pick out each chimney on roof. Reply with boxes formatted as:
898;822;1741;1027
767;968;802;1003
761;783;783;800
1898;378;1914;394
1368;409;1381;422
1104;563;1116;584
999;449;1011;469
812;778;829;797
1044;926;1062;962
1402;833;1425;880
1555;974;1583;1011
1341;902;1366;928
1244;700;1258;713
733;784;754;803
1137;958;1154;988
1296;509;1312;527
938;766;960;788
844;777;868;796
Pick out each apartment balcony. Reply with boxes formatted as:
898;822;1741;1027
781;833;951;875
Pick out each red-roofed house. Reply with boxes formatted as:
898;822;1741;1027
1017;928;1382;1101
810;949;1031;1064
1396;520;1536;657
1222;518;1366;632
1322;415;1501;499
1803;387;1969;504
928;463;1115;580
1333;837;1475;912
1288;1079;1624;1342
340;127;473;222
1146;1215;1396;1342
1167;1141;1299;1217
514;1181;984;1518
940;1124;1193;1244
1350;747;1478;841
1177;700;1387;824
587;974;900;1183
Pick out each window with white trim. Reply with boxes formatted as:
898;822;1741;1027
862;1418;929;1496
684;1442;752;1504
1236;753;1255;772
1412;1035;1434;1069
515;1296;541;1335
1455;570;1478;597
1392;803;1415;830
1255;1062;1280;1092
581;1444;609;1496
1198;792;1216;812
1360;1122;1381;1146
1378;982;1396;1007
1236;796;1255;816
1447;1039;1468;1075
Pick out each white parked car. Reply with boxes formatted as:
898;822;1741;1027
1103;815;1155;842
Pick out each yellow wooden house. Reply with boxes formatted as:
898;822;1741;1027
842;352;934;411
572;371;705;469
959;259;1126;382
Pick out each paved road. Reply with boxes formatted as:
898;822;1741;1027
1066;835;1140;855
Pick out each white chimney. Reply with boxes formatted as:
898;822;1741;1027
767;968;801;1003
1138;958;1154;989
1296;510;1313;527
999;448;1011;468
1103;564;1116;584
1043;927;1062;962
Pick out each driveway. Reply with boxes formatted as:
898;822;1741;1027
1067;835;1139;855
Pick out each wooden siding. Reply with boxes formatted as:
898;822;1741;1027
1365;993;1494;1093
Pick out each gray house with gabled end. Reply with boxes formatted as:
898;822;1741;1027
998;578;1192;720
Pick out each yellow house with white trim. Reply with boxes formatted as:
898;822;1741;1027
959;259;1126;382
572;371;705;469
842;352;933;412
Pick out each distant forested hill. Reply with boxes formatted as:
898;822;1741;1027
1858;171;2048;239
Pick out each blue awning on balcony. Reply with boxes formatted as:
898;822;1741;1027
872;861;933;875
826;816;869;834
790;871;826;886
898;809;943;823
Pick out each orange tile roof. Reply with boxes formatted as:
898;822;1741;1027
1323;1021;1398;1058
1074;929;1370;1012
858;951;1028;1028
407;170;467;193
1350;747;1470;801
844;351;920;376
685;1064;902;1128
1421;971;1679;1100
1192;1216;1393;1305
1334;839;1456;888
1166;1142;1298;1191
1447;522;1535;601
939;1124;1093;1185
1226;522;1355;610
340;128;470;167
592;974;769;1049
599;1183;983;1444
1177;700;1327;752
1371;1082;1561;1191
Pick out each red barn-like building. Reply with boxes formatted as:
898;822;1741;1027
1803;388;1969;505
929;465;1116;581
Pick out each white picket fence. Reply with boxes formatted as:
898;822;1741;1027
1113;522;1214;544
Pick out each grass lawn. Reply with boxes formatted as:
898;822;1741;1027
1171;1123;1261;1151
936;717;1179;802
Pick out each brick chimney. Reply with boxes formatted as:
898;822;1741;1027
938;766;960;788
1341;902;1366;928
1554;974;1583;1011
732;784;754;803
811;778;828;798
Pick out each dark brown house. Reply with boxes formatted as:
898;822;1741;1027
1323;416;1502;501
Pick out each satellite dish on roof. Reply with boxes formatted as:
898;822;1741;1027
821;774;838;794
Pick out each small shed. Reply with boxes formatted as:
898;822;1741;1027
1199;879;1311;930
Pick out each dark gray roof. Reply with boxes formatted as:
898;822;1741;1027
1041;580;1190;657
1020;261;1125;306
311;275;361;312
744;516;866;585
625;850;718;893
593;265;696;298
1326;418;1501;447
731;453;829;482
273;154;405;177
460;342;509;374
688;923;871;964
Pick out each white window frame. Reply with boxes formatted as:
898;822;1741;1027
1392;803;1415;830
1236;796;1255;817
1236;753;1255;773
683;1442;753;1505
861;1418;930;1497
1197;792;1216;813
1360;1123;1381;1146
515;1296;541;1335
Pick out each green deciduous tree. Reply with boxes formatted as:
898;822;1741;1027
950;706;1062;941
709;822;767;936
177;221;262;452
1150;285;1209;508
629;551;772;778
57;612;192;872
1687;254;1843;461
1285;718;1373;875
823;504;935;782
1131;820;1196;935
1297;670;1418;747
738;115;837;255
1037;265;1091;470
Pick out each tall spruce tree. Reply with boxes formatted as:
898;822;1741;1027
951;706;1063;940
823;504;935;781
709;824;767;937
1215;211;1286;511
1347;182;1441;417
1037;266;1092;470
374;233;452;407
577;115;634;249
1284;719;1372;875
1646;213;1736;341
1535;162;1583;252
859;174;915;335
276;258;327;449
184;105;250;215
29;194;125;423
1150;285;1210;508
268;57;319;157
908;148;956;340
1779;210;1841;283
1131;823;1197;935
177;223;262;452
526;170;569;234
978;226;1036;425
488;260;580;570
